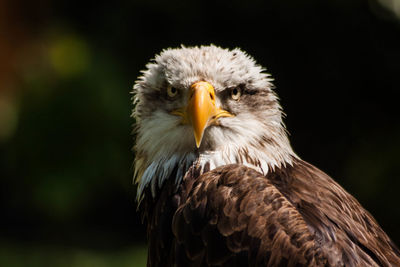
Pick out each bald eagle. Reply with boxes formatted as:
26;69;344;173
132;45;400;266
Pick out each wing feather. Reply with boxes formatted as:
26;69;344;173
268;159;400;266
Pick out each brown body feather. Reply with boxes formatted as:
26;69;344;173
140;159;400;266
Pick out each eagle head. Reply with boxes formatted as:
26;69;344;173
133;45;295;199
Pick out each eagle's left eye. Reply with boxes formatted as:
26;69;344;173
231;87;242;101
167;85;179;98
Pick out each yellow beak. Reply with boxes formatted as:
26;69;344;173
171;81;233;147
168;81;231;148
186;81;217;147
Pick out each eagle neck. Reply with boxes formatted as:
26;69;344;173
136;135;296;202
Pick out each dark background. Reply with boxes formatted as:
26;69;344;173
1;0;399;266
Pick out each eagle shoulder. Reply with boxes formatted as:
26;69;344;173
269;159;400;267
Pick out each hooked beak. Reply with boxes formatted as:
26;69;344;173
171;81;233;148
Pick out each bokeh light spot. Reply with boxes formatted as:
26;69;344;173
49;35;90;77
376;0;400;19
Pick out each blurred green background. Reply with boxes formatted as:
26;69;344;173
0;0;399;266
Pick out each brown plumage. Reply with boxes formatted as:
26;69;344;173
133;45;400;266
140;159;400;266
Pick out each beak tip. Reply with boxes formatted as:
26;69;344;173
195;135;202;148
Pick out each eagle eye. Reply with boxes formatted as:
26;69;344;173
231;87;242;101
167;85;179;98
